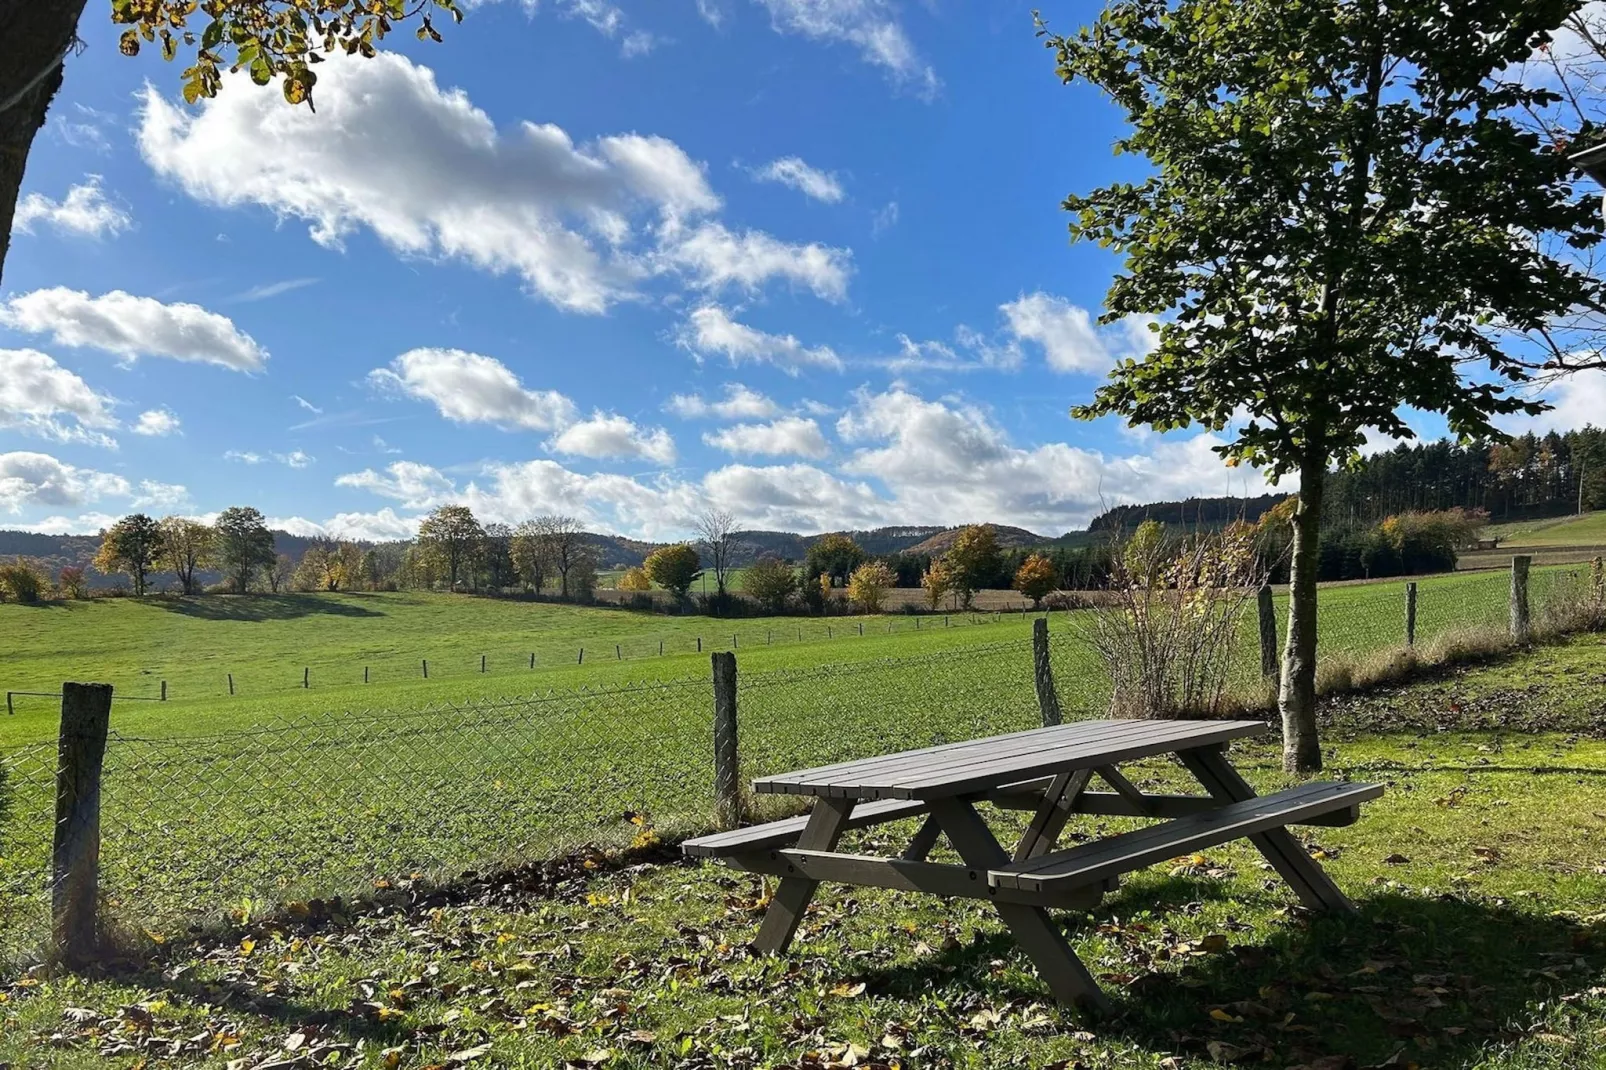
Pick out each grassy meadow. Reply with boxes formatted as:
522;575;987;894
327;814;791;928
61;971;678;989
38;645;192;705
1483;510;1606;549
4;641;1606;1068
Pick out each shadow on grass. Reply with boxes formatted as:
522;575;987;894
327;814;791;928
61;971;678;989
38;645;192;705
860;889;1606;1067
139;595;386;622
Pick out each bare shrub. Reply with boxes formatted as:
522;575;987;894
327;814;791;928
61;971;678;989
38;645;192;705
1076;521;1267;719
1534;570;1606;640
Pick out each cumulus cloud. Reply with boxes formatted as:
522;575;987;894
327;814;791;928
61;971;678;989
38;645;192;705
131;479;191;511
13;177;131;238
664;383;782;420
0;348;119;448
750;156;845;203
370;348;579;431
703;416;831;458
0;452;131;513
674;304;844;374
753;0;939;97
132;408;181;437
137;52;842;313
15;512;123;535
0;288;268;372
335;460;458;505
1503;370;1606;436
657;221;852;301
999;291;1154;374
549;412;676;464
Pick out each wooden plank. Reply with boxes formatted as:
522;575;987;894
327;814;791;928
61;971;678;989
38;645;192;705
753;797;854;954
992;782;1381;892
1094;765;1153;815
758;719;1266;800
929;797;1113;1014
724;849;1102;909
1178;747;1359;913
985;786;1361;827
1013;768;1092;862
683;797;927;858
900;814;944;862
887;721;1268;801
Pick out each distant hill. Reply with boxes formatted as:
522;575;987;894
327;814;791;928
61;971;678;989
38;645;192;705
1088;494;1291;533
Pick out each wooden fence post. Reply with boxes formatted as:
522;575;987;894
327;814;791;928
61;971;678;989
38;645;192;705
1256;585;1278;678
227;673;234;696
53;682;111;968
1405;582;1417;647
302;667;309;689
1032;618;1063;727
422;659;428;679
711;652;742;830
159;680;167;702
1592;555;1604;606
1511;555;1532;644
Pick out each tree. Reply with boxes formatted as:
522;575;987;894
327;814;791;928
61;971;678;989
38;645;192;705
617;566;653;592
215;506;276;593
920;558;953;610
159;515;214;595
93;513;164;596
416;504;484;590
846;560;896;613
58;565;87;599
481;522;515;592
945;524;1001;609
645;543;701;599
1;0;462;286
510;520;550;593
742;556;798;612
1013;552;1058;609
804;533;866;588
1046;0;1602;771
695;508;739;597
267;552;294;593
0;557;48;603
361;549;383;590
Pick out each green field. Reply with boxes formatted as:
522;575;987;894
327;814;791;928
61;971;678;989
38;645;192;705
1484;510;1606;548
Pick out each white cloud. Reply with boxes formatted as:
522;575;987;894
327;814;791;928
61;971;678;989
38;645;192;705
136;52;752;314
291;394;322;414
664;383;782;420
999;291;1154;375
13;177;131;238
275;450;314;469
704;416;831;458
548;412;677;464
16;512;122;535
885;328;1022;373
675;304;844;374
370;347;579;431
131;479;191;511
335;462;458;507
871;199;899;236
0;452;130;513
753;0;939;97
0;288;268;372
658;221;852;301
1502;369;1606;435
0;348;119;448
132;408;180;437
233;278;320;302
750;156;845;203
224;450;263;464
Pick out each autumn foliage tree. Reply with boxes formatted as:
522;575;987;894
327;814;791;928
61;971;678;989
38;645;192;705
1046;0;1603;771
645;544;701;599
93;513;164;596
945;524;1001;609
846;561;896;613
742;555;799;612
1013;552;1058;609
417;504;484;590
921;558;953;610
160;515;214;595
616;566;652;592
804;533;866;588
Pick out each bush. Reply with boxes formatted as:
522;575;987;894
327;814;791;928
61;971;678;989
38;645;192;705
58;566;89;600
0;558;50;604
617;566;652;592
846;561;896;613
742;556;798;613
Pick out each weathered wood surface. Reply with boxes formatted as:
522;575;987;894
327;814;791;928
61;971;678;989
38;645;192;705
683;797;927;858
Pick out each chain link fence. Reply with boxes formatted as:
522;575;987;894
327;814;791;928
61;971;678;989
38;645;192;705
1;558;1600;970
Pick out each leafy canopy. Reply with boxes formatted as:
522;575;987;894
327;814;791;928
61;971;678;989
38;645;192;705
1046;0;1605;475
112;0;463;107
644;544;701;598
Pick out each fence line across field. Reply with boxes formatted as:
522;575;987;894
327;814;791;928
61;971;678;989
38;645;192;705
1;554;1599;969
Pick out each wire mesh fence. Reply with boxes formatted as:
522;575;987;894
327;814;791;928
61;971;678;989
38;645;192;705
0;559;1599;970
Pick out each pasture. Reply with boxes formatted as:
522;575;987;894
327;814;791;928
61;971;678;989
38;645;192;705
1483;510;1606;549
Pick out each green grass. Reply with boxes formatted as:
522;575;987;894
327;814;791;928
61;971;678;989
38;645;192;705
6;719;1606;1068
1484;511;1606;549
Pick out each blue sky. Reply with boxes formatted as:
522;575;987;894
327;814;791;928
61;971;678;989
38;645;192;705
5;0;1587;541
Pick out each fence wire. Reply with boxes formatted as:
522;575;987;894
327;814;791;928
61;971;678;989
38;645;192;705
0;562;1599;970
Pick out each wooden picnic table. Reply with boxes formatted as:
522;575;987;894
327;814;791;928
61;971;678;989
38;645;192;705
684;718;1381;1013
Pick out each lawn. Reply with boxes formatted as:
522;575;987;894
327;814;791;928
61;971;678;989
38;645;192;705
0;564;1568;747
4;639;1606;1069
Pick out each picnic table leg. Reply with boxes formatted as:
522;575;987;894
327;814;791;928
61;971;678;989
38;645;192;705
1013;768;1093;862
900;815;944;862
928;798;1112;1014
753;796;856;953
1177;746;1354;914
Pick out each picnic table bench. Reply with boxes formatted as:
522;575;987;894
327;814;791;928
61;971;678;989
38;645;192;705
683;718;1380;1012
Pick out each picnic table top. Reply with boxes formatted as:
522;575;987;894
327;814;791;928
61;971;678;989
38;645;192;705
752;718;1268;801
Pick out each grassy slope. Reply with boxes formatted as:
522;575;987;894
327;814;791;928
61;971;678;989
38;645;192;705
0;565;1560;746
1486;510;1606;548
6;642;1606;1068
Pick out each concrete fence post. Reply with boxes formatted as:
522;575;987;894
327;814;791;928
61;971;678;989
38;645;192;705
1511;555;1532;644
53;682;111;969
1032;617;1063;727
711;652;743;830
1256;585;1278;678
1405;581;1417;647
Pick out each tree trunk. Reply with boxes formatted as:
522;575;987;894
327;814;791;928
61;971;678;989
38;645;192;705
0;0;88;286
1279;451;1325;773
